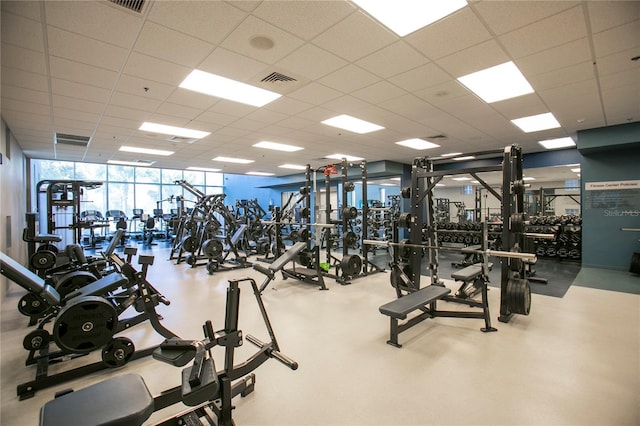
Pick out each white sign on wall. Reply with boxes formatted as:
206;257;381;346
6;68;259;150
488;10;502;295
585;180;640;190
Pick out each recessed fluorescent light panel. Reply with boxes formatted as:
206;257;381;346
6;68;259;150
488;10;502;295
180;69;282;107
212;156;254;164
108;160;153;167
538;137;575;149
186;166;221;172
458;61;534;103
395;138;440;150
453;156;475;161
523;177;536;181
512;112;561;133
325;153;365;161
246;171;275;176
139;122;210;139
279;164;307;170
119;146;174;156
253;141;303;152
352;0;467;37
452;177;471;181
321;115;384;134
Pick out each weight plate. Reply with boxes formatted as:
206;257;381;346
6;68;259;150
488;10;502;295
55;271;97;298
206;261;219;275
18;293;49;317
299;186;310;195
38;244;59;254
510;213;525;233
300;207;310;218
343;231;358;248
341;254;362;276
257;241;270;255
289;230;300;242
297;249;312;268
204;221;219;234
202;239;224;259
23;329;51;351
299;228;310;242
102;337;135;368
506;278;531;315
344;182;355;192
30;250;56;270
401;187;411;199
397;213;412;229
181;236;198;253
185;254;198;266
53;296;118;353
342;206;358;220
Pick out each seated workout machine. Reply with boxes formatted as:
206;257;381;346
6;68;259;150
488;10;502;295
0;236;175;399
40;275;298;426
254;241;327;292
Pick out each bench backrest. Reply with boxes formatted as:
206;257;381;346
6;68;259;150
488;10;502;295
0;251;61;305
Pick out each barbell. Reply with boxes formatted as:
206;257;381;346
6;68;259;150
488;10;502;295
362;239;536;261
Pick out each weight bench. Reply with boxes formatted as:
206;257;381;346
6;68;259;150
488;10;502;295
451;262;492;299
255;242;328;292
379;285;451;347
40;373;154;426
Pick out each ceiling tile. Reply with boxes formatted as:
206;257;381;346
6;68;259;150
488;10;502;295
318;64;380;93
4;86;49;105
1;11;44;51
437;40;509;78
516;38;592;77
288;82;342;105
154;102;204;121
588;1;640;33
499;6;587;59
388;63;452;92
527;62;595;92
3;66;49;92
321;95;375;116
356;41;429;79
114;75;174;101
148;1;247;45
49;56;118;89
406;8;491;60
596;48;640;76
47;26;127;72
53;94;103;114
51;78;110;104
312;11;396;62
165;89;218;111
473;1;579;35
123;52;191;86
195;111;239;127
45;1;142;48
199;48;270;82
592;20;640;58
1;0;41;20
253;0;355;41
220;15;305;65
110;91;161;113
1;44;46;74
264;96;314;116
103;105;149;123
352;81;407;104
133;21;214;68
602;86;639;122
275;44;347;80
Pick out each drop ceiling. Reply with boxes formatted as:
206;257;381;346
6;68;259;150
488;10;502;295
1;0;638;179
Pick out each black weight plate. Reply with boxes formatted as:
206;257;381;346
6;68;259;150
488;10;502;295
55;271;97;298
38;243;59;254
300;207;310;218
506;278;531;315
299;228;310;242
204;221;219;234
342;206;358;220
185;254;198;266
206;261;219;274
343;231;358;248
53;296;118;353
401;187;411;199
341;254;362;276
289;230;300;242
397;213;412;229
30;250;56;270
23;329;50;351
202;239;224;259
17;293;49;317
182;236;198;253
344;182;355;192
102;337;135;368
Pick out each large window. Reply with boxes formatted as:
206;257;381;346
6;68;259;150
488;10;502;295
32;160;225;222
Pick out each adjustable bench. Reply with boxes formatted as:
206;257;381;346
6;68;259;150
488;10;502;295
379;285;451;347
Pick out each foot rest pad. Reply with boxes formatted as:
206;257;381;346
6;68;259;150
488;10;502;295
379;285;451;320
40;374;154;426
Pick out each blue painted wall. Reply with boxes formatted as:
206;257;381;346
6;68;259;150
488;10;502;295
222;174;282;214
578;123;640;270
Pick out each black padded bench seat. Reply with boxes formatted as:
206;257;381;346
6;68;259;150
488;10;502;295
379;285;451;320
269;242;307;272
451;263;493;282
40;373;154;426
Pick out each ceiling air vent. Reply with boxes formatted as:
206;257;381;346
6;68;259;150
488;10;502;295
55;133;90;147
427;134;447;140
167;136;197;144
261;72;297;83
109;0;145;13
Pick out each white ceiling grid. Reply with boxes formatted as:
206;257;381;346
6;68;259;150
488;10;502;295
1;0;638;177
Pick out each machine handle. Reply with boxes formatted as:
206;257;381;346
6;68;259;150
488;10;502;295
246;334;298;370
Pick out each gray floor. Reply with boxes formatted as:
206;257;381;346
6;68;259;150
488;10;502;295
1;246;639;425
